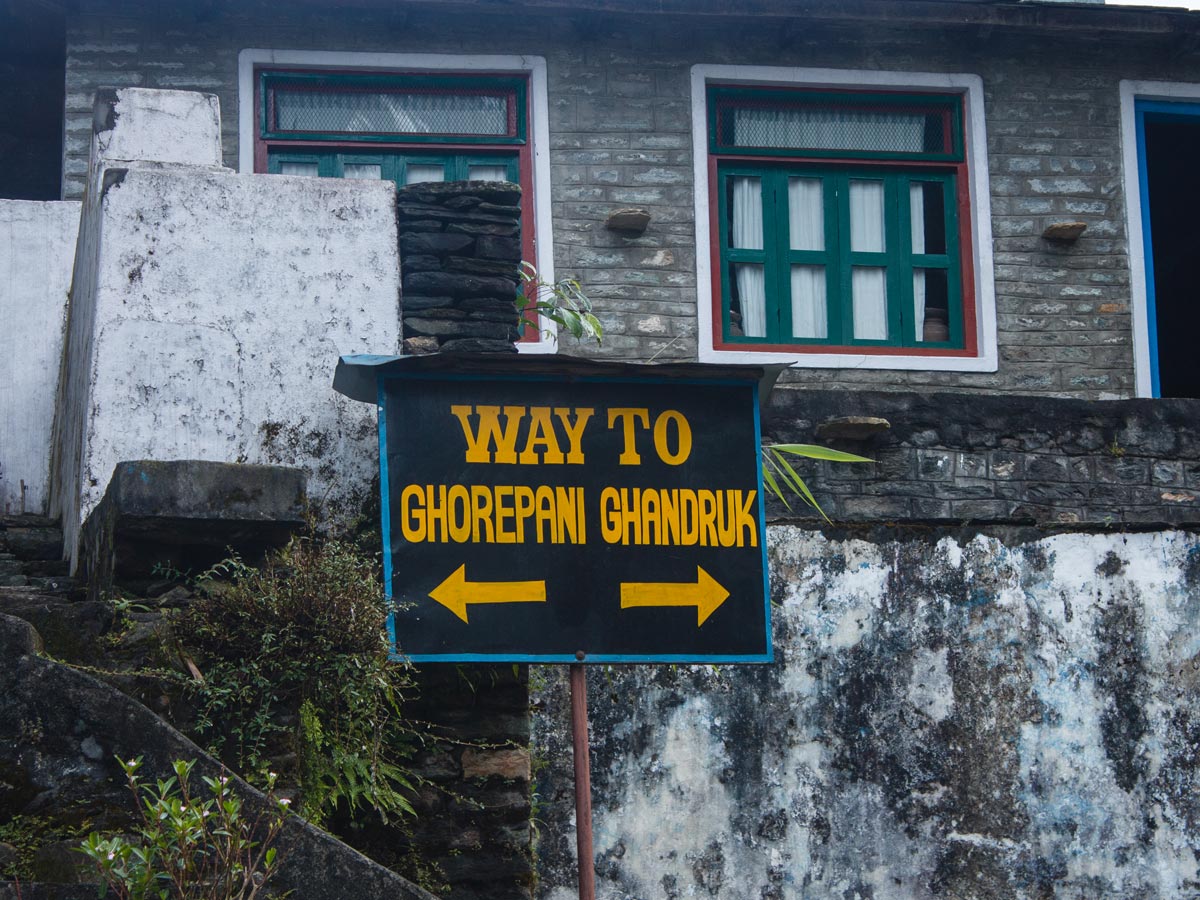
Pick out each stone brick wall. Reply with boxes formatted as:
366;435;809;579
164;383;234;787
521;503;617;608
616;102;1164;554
397;181;523;355
60;2;1200;397
382;666;534;900
764;388;1200;526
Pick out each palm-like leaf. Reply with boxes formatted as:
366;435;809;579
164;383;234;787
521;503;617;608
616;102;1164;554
761;443;872;523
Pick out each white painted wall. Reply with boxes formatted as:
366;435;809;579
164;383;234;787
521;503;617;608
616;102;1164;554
535;527;1200;899
51;88;402;567
0;200;80;514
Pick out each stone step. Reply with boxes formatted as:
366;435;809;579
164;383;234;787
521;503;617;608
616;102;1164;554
24;558;70;577
0;513;57;529
0;525;64;561
0;587;113;660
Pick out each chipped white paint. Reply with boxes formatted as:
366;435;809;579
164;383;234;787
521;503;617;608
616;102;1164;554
94;88;223;168
537;528;1200;899
0;201;80;514
50;89;400;567
907;647;954;723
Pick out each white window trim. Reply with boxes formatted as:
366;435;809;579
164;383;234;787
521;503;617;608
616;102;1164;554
1118;79;1200;398
690;63;997;371
238;48;557;353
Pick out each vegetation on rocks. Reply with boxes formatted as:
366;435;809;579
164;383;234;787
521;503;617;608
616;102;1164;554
171;537;421;828
79;757;289;900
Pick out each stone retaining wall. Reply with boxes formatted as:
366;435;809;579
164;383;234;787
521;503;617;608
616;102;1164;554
764;389;1200;526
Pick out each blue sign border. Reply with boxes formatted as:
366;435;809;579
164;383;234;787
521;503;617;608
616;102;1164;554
374;369;773;665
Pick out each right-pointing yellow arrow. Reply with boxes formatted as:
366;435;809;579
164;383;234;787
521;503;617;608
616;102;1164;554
619;566;730;626
429;564;547;624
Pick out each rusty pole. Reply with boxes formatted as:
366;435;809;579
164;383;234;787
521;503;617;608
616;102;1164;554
570;662;596;900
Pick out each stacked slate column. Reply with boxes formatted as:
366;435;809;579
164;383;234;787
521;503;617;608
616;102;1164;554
393;179;535;900
397;180;523;354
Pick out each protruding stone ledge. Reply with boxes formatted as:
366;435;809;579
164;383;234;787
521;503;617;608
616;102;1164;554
77;460;307;603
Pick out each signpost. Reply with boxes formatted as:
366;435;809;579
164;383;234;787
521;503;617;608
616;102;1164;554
334;353;773;899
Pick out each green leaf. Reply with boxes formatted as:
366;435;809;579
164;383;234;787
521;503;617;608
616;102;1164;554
767;443;874;463
761;463;790;511
770;450;829;523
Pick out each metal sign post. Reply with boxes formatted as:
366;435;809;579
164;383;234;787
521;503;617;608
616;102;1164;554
333;354;773;900
570;663;595;900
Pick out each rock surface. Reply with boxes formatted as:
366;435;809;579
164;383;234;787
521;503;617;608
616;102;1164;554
0;612;438;900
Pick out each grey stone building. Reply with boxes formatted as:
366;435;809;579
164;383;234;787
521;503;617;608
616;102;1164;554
4;1;1200;898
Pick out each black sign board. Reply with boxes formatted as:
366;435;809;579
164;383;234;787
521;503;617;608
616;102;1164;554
335;355;772;664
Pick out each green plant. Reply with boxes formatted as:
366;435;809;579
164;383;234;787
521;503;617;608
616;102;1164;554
516;262;603;344
79;757;288;900
761;443;873;522
172;537;420;827
0;813;94;881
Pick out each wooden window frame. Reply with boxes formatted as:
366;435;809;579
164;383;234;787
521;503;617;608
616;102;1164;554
699;76;988;364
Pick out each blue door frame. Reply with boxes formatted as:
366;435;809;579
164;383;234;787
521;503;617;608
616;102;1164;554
1134;99;1200;398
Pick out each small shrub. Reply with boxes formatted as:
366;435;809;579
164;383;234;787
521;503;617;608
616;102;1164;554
172;537;420;826
79;757;288;900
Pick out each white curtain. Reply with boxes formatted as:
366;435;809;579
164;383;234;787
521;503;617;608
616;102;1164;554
733;108;925;153
405;164;446;185
788;178;824;251
791;267;827;338
911;182;926;341
849;181;887;339
852;268;888;340
279;161;318;177
343;163;382;180
276;90;508;136
787;178;826;338
731;177;766;338
467;165;510;182
849;180;885;253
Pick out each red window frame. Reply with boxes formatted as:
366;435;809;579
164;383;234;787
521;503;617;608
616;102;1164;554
706;87;978;358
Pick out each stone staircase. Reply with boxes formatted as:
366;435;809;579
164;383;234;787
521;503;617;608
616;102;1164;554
0;514;74;591
0;515;110;663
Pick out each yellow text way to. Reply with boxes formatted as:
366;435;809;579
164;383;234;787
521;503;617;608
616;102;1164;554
449;404;694;467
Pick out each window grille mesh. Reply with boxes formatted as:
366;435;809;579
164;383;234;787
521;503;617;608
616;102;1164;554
274;89;509;136
720;102;947;155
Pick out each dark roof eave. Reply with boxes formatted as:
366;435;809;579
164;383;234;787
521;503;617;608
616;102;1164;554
326;0;1200;36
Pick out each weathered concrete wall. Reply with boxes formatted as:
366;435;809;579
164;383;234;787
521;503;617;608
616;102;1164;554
533;526;1200;899
59;1;1200;395
0;200;80;514
49;88;401;567
50;87;227;562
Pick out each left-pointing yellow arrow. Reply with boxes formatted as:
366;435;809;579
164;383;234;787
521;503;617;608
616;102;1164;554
428;564;547;624
620;566;730;627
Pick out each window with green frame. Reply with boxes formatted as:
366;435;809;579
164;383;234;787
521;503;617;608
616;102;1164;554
255;69;527;191
709;85;971;352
